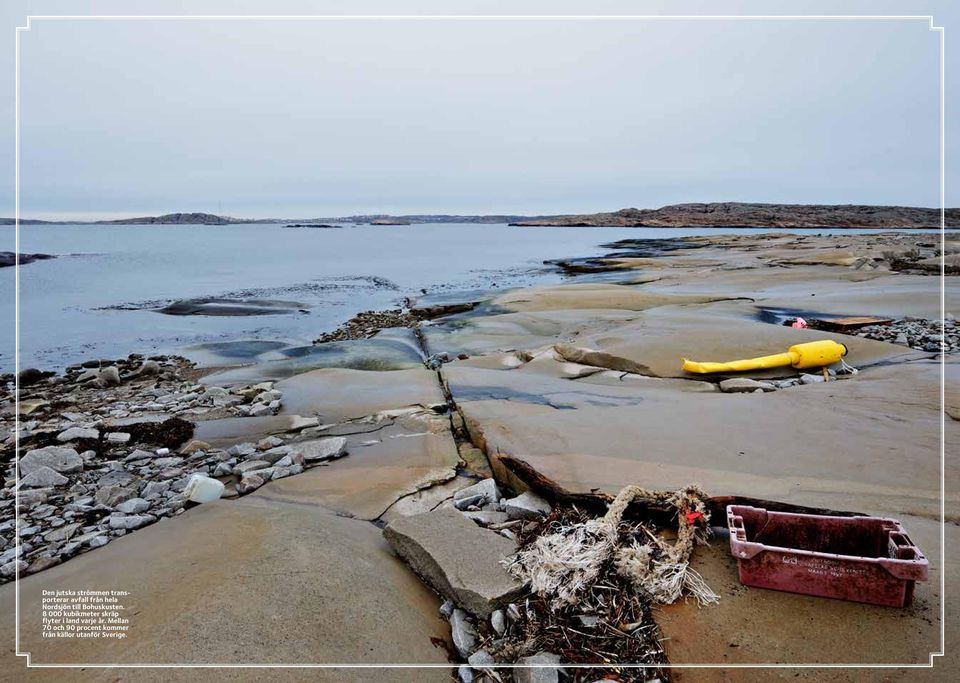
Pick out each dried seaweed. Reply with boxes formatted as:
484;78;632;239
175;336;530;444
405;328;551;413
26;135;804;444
483;506;671;682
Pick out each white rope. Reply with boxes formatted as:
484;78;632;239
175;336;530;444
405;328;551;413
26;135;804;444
838;357;859;375
503;484;719;608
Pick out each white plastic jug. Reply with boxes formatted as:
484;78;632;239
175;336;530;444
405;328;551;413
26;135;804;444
184;474;224;503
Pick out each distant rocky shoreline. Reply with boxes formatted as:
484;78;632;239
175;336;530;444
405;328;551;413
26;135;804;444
5;202;958;228
510;202;959;229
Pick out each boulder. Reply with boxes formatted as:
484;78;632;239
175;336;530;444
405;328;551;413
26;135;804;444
19;466;69;488
287;437;347;463
383;508;525;617
20;446;83;475
503;491;552;520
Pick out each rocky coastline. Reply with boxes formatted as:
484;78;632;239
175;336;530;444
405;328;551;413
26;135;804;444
2;230;957;678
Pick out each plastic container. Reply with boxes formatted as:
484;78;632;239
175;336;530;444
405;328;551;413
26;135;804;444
727;505;928;607
183;474;225;503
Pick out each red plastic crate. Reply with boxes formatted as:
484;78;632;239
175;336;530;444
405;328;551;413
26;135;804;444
727;505;928;607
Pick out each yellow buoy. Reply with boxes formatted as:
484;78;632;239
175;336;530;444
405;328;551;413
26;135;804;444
681;339;847;374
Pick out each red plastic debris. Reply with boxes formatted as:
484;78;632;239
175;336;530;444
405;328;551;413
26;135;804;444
685;511;704;525
727;505;928;607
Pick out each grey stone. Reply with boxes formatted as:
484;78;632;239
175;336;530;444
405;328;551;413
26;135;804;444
116;497;150;514
234;459;271;475
457;665;475;683
450;608;477;657
108;514;154;530
440;599;455;618
503;491;552;520
57;427;99;442
136;360;161;376
0;547;23;564
227;443;257;458
288;415;319;431
515;651;561;683
248;403;271;417
19;466;69;488
490;609;507;635
260;446;292;464
87;535;110;548
141;480;171;499
20;446;83;475
468;649;496;669
800;373;826;385
383;508;524;617
43;522;81;542
463;510;510;526
97;366;121;387
453;478;500;510
237;474;266;495
256;436;284;450
94;485;137;506
96;469;138;487
1;559;26;579
287;437;347;462
106;432;131;444
18;488;52;505
719;378;776;393
123;449;156;462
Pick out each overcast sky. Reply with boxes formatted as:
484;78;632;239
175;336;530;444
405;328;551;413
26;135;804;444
2;1;954;219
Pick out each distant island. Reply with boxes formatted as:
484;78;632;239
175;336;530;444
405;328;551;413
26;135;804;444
509;203;958;229
3;203;957;228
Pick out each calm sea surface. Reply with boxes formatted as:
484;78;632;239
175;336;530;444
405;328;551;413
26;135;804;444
0;223;940;373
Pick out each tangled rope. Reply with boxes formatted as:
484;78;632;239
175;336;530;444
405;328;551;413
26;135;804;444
503;484;719;608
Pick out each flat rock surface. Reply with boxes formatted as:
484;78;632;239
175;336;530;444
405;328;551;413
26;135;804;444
274;367;445;421
384;507;525;617
1;496;450;671
250;413;460;520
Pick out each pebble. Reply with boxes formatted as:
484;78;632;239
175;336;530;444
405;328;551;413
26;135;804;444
490;609;507;635
855;317;959;353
